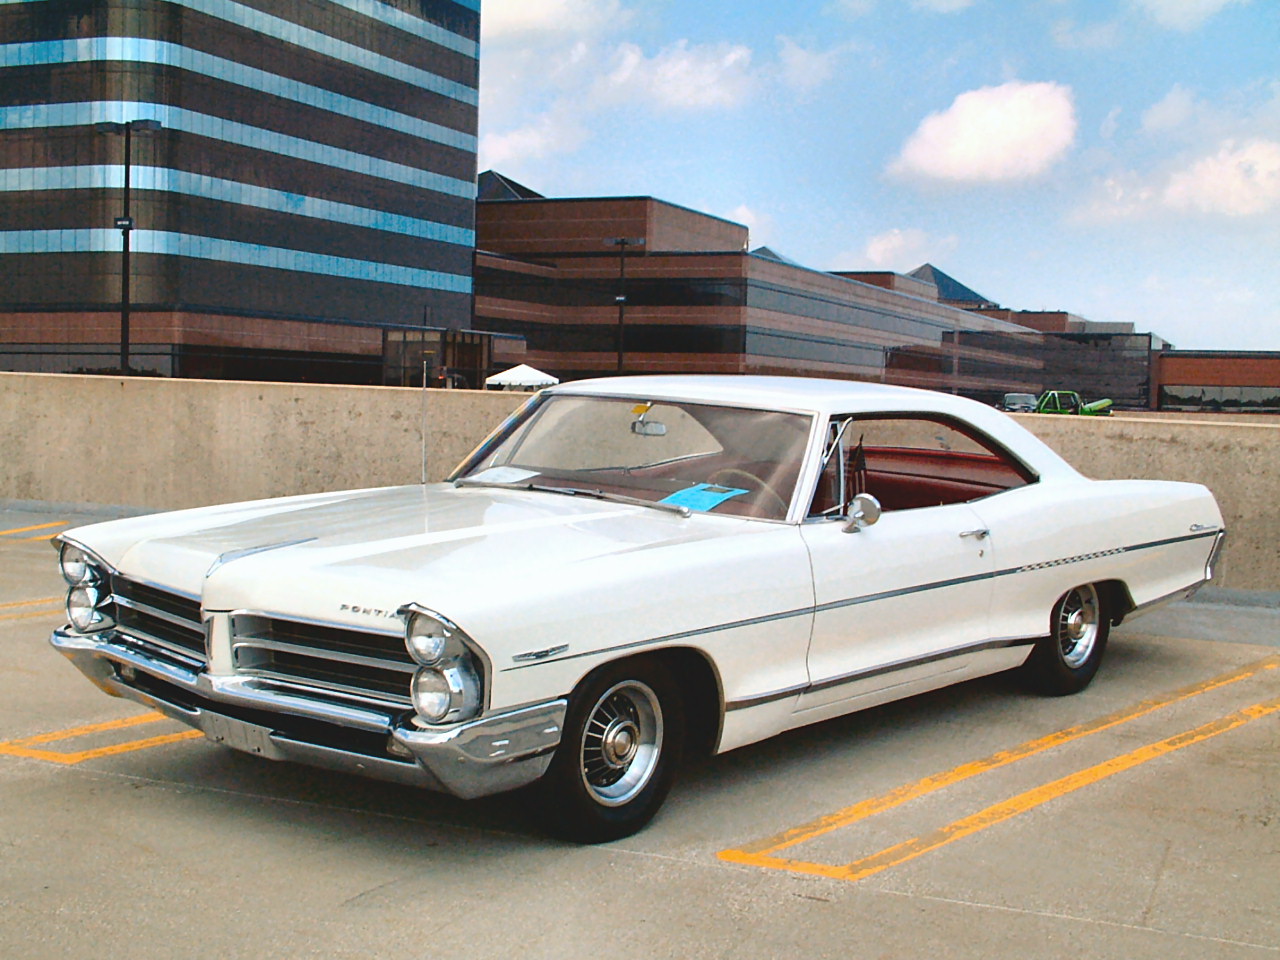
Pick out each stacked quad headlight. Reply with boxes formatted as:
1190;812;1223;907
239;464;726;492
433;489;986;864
400;605;484;725
58;541;114;633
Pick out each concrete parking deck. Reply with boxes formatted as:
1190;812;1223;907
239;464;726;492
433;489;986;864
2;501;1277;959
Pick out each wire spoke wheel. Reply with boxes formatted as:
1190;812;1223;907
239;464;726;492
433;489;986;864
1056;583;1101;669
538;658;683;842
1022;581;1111;696
579;680;663;807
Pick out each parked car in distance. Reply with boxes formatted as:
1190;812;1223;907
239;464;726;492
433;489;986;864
999;392;1038;412
50;376;1224;841
1036;389;1113;416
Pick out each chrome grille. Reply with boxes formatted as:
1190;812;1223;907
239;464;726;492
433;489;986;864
109;577;207;666
231;615;414;708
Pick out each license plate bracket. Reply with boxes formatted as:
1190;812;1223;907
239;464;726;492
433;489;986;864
204;713;278;757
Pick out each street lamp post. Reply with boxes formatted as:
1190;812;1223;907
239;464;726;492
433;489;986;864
96;119;162;375
605;236;645;373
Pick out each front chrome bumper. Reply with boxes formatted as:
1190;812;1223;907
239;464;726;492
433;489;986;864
50;626;566;799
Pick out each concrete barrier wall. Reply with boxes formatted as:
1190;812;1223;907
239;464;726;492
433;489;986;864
0;372;521;508
3;373;1275;589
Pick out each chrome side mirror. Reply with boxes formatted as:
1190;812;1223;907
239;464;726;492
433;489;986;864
842;493;882;533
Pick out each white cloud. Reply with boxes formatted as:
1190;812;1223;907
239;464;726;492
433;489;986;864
480;6;763;169
477;110;589;169
858;228;958;270
911;0;975;11
1163;140;1280;215
1130;0;1250;31
480;0;631;42
600;40;755;110
1082;80;1280;222
1076;139;1280;221
727;204;773;247
776;37;842;94
1075;172;1158;221
889;81;1078;183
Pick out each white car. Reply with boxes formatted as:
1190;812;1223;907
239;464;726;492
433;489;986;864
51;376;1225;841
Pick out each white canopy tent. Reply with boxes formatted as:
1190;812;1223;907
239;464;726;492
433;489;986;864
484;364;559;390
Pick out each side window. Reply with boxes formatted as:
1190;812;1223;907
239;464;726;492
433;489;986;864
809;415;1033;516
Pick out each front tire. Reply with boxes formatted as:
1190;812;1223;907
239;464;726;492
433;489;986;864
1021;583;1110;695
537;658;684;843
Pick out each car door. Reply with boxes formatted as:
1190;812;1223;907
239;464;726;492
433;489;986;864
793;412;1031;718
798;502;994;714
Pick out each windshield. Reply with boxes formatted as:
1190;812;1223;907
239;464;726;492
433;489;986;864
454;394;813;521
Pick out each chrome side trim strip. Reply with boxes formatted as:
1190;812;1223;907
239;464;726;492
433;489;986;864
504;528;1224;672
1124;577;1210;620
814;570;994;614
724;635;1042;711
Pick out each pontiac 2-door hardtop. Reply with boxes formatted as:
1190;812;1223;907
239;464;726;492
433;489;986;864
50;376;1225;840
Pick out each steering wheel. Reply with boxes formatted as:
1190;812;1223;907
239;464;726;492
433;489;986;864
708;468;789;517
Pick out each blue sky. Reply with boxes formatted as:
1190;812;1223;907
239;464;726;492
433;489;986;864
477;0;1278;350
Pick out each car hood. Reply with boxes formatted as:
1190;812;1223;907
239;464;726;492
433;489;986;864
69;484;789;644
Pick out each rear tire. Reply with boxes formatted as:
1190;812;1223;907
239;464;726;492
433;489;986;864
1021;583;1109;696
536;657;684;843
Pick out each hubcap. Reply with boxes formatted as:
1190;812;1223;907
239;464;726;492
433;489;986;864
580;680;663;807
1057;585;1100;668
601;719;639;767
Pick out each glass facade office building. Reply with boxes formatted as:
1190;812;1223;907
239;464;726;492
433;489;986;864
0;0;479;379
474;193;1160;407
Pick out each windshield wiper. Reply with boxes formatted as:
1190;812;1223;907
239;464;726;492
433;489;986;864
453;478;690;517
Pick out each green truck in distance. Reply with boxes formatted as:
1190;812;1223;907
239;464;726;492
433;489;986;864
1001;391;1113;415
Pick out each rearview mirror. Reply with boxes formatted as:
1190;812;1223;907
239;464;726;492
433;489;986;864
631;420;667;437
842;493;882;533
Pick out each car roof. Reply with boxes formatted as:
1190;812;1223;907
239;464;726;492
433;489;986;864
546;375;1080;481
552;375;961;415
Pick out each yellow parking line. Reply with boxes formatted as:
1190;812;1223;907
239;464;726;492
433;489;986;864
18;533;61;542
735;696;1280;884
0;596;61;610
11;711;169;745
721;654;1280;862
0;730;205;765
0;711;204;765
0;607;64;623
0;521;67;537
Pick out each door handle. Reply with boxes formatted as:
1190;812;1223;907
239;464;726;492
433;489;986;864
959;528;989;540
